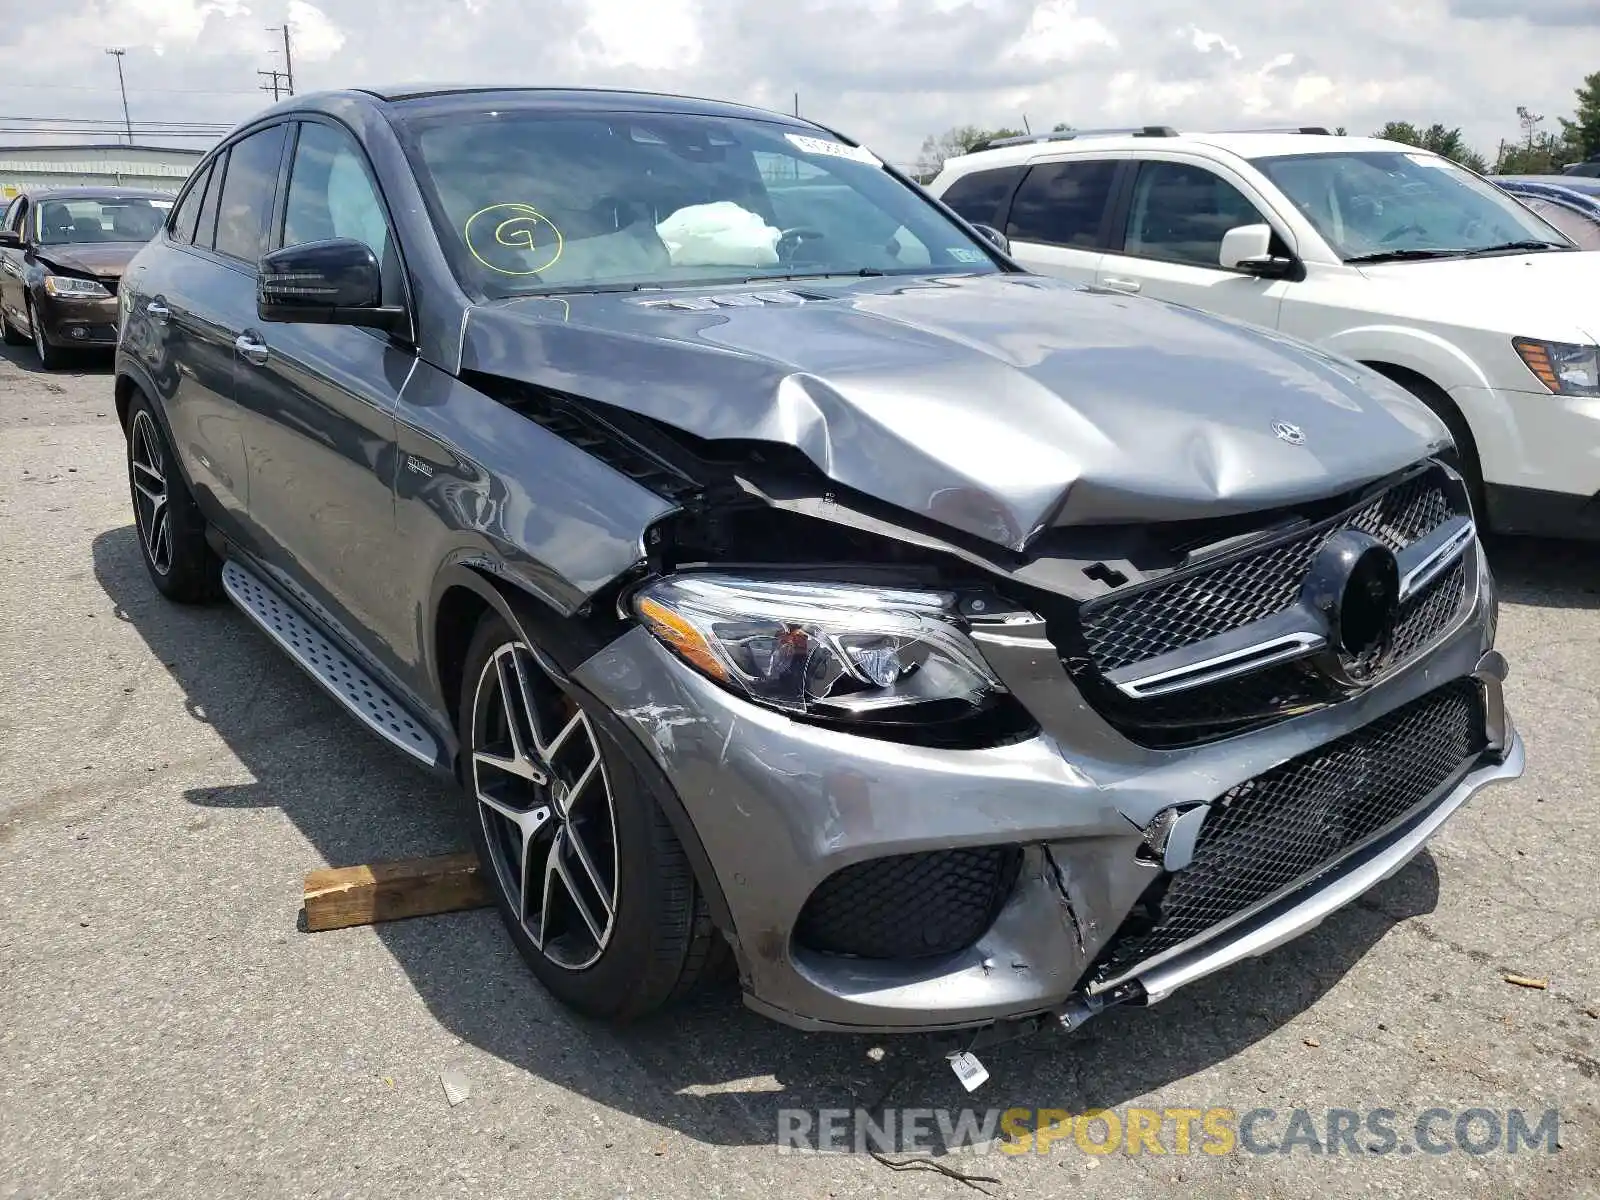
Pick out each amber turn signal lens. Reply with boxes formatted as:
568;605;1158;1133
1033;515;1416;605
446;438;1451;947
635;596;730;681
1513;337;1561;392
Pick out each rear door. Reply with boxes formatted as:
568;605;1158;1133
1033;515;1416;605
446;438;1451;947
232;117;418;675
1001;157;1122;285
1095;157;1291;328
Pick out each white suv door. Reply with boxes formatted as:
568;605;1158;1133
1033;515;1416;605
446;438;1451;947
1095;158;1291;330
1000;158;1120;286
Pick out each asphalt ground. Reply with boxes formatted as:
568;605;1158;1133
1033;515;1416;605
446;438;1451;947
1;342;1597;1199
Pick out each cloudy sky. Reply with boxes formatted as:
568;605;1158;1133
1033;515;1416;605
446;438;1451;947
0;0;1596;167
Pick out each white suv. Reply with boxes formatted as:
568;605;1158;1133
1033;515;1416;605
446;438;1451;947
928;126;1600;539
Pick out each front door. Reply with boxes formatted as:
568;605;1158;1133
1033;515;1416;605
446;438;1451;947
1096;159;1289;330
232;118;417;680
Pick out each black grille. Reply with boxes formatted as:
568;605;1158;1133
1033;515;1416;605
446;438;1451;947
1079;469;1456;672
795;846;1022;960
1091;679;1486;981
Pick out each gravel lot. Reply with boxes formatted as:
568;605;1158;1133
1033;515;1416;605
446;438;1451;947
2;343;1597;1200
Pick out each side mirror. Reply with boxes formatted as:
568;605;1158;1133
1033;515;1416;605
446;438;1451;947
0;230;21;248
970;223;1010;255
257;238;407;333
1219;223;1296;279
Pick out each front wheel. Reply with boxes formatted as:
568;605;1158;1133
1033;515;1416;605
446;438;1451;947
28;302;62;369
458;611;723;1020
125;391;222;602
0;308;25;346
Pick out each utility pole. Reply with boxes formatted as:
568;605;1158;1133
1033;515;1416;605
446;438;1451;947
105;48;132;144
258;68;289;101
793;92;799;117
267;24;295;96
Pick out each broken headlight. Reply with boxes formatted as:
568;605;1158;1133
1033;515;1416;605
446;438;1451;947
632;574;1005;719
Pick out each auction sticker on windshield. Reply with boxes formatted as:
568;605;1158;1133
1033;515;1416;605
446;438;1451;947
785;133;882;167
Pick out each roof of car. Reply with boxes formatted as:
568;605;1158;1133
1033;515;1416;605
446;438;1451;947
1494;174;1600;197
9;185;173;202
937;130;1429;176
328;84;822;129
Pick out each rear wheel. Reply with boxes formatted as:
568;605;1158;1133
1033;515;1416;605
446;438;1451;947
458;610;722;1020
125;391;222;602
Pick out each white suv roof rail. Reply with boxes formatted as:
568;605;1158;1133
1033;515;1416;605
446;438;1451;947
966;124;1335;155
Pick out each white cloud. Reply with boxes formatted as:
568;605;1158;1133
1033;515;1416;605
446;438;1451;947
0;0;1596;170
287;1;345;63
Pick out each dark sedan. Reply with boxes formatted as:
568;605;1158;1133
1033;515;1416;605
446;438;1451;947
1493;175;1600;249
0;186;171;367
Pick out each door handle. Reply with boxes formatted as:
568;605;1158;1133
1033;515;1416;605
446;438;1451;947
1102;277;1142;294
234;333;270;366
145;300;170;323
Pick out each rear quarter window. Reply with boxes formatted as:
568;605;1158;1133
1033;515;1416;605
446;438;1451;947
938;166;1025;227
1006;159;1118;248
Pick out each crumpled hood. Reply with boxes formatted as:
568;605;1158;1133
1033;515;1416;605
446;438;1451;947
461;272;1447;551
36;242;144;280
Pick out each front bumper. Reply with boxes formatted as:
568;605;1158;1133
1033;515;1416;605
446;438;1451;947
33;290;119;346
573;543;1519;1033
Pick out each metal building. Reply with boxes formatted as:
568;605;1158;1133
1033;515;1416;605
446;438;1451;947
0;144;206;200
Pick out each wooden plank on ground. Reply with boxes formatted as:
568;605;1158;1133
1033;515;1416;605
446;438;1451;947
303;851;492;932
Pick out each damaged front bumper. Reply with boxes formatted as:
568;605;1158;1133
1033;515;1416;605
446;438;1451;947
572;544;1521;1034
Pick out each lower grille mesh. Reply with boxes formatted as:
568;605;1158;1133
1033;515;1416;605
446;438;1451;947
795;846;1022;960
1093;679;1486;980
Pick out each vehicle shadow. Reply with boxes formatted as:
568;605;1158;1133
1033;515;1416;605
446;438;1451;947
93;521;1450;1152
0;339;115;375
1483;533;1600;611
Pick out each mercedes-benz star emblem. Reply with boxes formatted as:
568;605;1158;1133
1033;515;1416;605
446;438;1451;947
1301;530;1400;687
1273;421;1307;446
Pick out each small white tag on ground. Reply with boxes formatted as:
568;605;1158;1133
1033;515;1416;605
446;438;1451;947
439;1069;472;1107
947;1051;989;1092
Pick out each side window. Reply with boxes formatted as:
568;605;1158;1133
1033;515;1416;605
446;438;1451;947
169;162;213;245
282;121;391;266
1;198;17;232
1522;198;1600;250
1125;161;1268;268
1006;159;1118;248
194;151;226;250
939;166;1025;227
213;124;289;263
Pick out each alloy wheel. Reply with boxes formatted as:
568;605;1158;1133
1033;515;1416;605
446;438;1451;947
129;410;172;575
471;642;619;970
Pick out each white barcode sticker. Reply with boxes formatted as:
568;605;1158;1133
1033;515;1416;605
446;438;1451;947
947;1050;990;1092
785;133;882;166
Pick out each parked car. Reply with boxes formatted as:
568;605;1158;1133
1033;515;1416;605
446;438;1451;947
115;88;1521;1037
0;186;170;367
1493;175;1600;249
929;128;1600;541
1561;154;1600;178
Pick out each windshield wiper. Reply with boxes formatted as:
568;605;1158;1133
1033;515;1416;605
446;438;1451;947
1344;248;1468;264
745;268;888;282
1456;240;1571;257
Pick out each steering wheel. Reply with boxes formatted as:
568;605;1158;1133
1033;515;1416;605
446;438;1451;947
1379;222;1429;245
777;226;828;262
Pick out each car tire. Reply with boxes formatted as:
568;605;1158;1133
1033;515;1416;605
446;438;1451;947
27;300;63;370
0;309;25;346
125;390;223;603
458;609;724;1021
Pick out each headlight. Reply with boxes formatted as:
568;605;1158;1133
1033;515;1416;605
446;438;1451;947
1513;337;1599;396
632;574;1005;719
43;275;110;298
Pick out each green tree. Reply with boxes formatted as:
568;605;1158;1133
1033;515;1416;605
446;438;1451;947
1051;122;1074;132
913;125;1025;179
1495;106;1566;175
1373;120;1489;173
1558;70;1600;161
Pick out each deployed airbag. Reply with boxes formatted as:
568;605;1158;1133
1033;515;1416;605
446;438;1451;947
657;202;781;268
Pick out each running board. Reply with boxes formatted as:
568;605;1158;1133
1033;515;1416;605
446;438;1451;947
221;560;440;766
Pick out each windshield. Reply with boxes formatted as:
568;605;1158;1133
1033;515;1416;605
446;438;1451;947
1251;150;1572;260
398;110;1001;298
35;196;169;245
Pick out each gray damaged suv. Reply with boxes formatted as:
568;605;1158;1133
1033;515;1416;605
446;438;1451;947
115;86;1523;1036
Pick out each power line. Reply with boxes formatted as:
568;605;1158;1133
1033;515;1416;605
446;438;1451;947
0;115;231;128
0;84;261;96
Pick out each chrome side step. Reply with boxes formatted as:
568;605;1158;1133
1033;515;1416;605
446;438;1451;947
221;559;439;766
